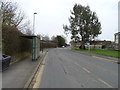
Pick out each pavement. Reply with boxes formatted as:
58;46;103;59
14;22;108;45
40;48;118;88
2;51;46;88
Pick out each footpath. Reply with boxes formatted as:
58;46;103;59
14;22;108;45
2;51;47;88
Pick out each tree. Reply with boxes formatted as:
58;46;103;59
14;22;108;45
63;4;101;49
1;1;25;28
39;34;49;41
51;35;58;43
23;20;32;35
51;36;55;41
1;1;32;34
0;9;2;52
44;35;50;41
55;35;66;47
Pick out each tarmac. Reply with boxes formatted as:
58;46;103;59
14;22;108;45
2;48;119;88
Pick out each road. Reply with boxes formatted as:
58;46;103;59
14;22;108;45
40;48;118;88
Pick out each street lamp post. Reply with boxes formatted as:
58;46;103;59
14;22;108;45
33;12;37;35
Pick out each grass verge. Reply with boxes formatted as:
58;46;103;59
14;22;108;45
72;47;120;58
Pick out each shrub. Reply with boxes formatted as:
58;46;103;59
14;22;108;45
2;26;32;62
102;45;106;49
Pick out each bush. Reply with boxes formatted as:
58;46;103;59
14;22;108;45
102;45;106;49
40;40;57;50
79;45;86;49
2;26;32;62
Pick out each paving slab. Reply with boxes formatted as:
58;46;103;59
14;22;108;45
2;51;45;88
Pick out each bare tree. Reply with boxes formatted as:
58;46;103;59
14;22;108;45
1;0;33;34
1;1;25;28
51;35;58;43
21;20;32;35
51;36;56;41
44;35;50;41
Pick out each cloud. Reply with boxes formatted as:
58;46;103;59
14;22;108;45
13;0;119;42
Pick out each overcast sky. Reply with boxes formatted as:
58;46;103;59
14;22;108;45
12;0;118;43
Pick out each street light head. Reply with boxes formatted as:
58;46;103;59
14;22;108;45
34;12;37;14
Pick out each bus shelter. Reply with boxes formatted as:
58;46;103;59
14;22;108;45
20;35;40;61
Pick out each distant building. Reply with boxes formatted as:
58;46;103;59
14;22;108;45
114;32;120;50
70;40;112;48
91;40;112;45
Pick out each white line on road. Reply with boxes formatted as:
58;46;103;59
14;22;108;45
75;62;91;73
82;67;91;73
98;78;113;88
92;56;117;63
74;62;80;66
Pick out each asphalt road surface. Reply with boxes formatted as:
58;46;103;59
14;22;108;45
40;48;118;88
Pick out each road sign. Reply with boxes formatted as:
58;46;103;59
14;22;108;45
86;42;90;46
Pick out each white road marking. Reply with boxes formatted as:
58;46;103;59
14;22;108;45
74;62;80;66
98;78;113;88
82;67;90;73
75;62;91;73
92;56;117;63
74;57;114;88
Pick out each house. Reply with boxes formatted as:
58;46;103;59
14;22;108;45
90;40;112;45
114;32;120;50
70;40;112;49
